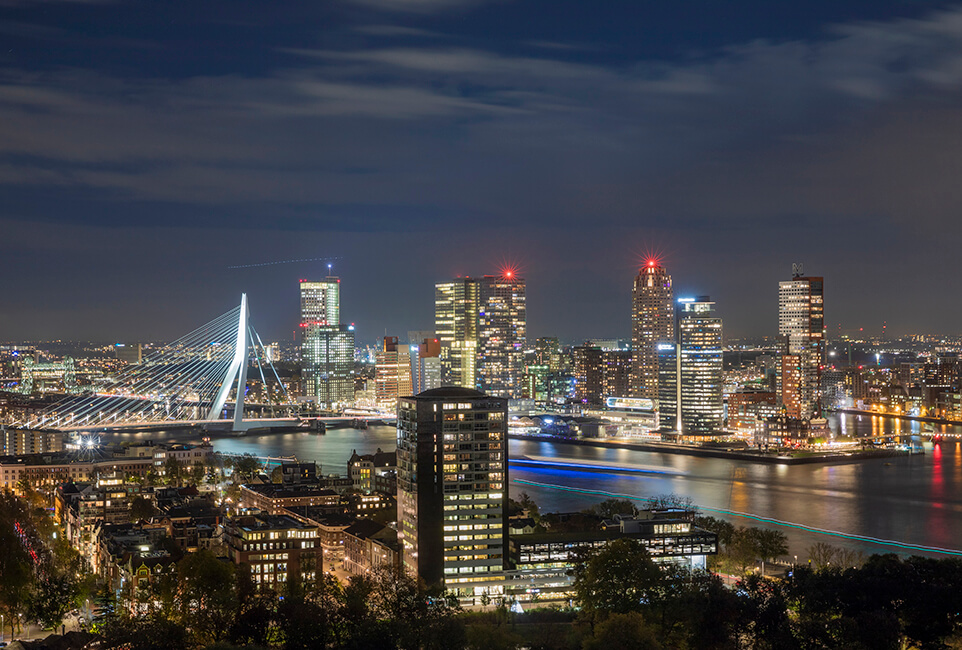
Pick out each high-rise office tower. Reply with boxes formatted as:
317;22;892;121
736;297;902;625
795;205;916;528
397;387;508;597
416;337;442;394
435;274;526;398
534;337;562;371
632;262;674;400
658;297;723;436
476;275;526;398
300;277;339;327
572;345;631;405
300;277;355;409
778;268;824;418
435;279;479;390
375;337;413;411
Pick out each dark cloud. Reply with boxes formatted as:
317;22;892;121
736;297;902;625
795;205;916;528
342;0;503;14
2;3;962;342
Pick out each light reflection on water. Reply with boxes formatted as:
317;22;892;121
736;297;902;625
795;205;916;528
106;413;962;558
509;414;962;558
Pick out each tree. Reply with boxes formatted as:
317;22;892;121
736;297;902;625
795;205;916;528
189;462;206;484
0;494;37;637
517;492;540;520
582;611;662;650
175;549;237;645
644;494;694;512
573;538;664;616
98;614;190;650
129;496;156;522
164;456;184;485
233;454;262;481
806;542;838;570
694;516;735;549
28;572;80;629
737;574;796;649
228;565;275;648
727;527;760;574
751;528;788;564
585;499;638;519
270;465;284;484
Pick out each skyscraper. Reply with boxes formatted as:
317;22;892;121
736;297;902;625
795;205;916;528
435;274;526;398
396;387;508;597
435;279;479;390
299;277;339;327
375;336;413;411
416;337;442;394
658;297;723;436
476;274;526;398
300;277;354;409
778;268;824;418
632;262;674;400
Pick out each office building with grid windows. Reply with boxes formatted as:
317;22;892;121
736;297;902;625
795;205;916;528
396;387;508;598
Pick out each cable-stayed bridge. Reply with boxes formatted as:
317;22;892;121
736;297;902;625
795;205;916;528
22;294;296;433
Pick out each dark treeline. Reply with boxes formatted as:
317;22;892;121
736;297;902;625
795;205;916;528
87;538;962;650
6;486;962;649
566;538;962;650
95;559;464;650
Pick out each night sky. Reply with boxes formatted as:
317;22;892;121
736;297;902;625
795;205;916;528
3;0;962;345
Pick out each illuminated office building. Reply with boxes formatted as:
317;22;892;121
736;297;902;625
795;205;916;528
572;346;631;406
435;279;479;390
397;387;508;597
435;274;526;398
416;338;442;394
476;275;526;398
300;277;354;409
778;269;824;418
534;337;562;371
300;277;339;327
375;337;413;411
658;297;723;436
632;262;674;400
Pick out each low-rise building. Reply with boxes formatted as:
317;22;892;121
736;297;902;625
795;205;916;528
1;453;154;492
238;483;340;515
342;519;400;577
224;512;320;590
503;510;718;604
343;491;394;518
347;448;396;493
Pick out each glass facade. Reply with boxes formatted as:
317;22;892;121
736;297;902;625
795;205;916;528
300;277;354;409
435;276;526;398
658;298;723;435
375;337;412;411
477;276;526;398
397;388;508;596
778;276;824;418
435;280;479;390
632;263;674;399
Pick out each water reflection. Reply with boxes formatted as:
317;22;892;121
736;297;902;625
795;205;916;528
102;414;962;558
508;413;962;558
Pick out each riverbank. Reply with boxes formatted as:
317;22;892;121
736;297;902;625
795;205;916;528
507;434;914;464
835;408;962;427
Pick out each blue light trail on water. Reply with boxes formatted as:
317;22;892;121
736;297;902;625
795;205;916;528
508;458;675;475
513;477;962;557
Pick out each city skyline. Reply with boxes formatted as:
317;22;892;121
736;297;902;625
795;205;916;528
3;2;962;343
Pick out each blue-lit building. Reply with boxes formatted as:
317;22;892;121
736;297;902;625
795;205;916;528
657;297;724;437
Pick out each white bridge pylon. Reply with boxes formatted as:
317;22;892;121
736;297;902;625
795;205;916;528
207;292;250;428
23;294;290;432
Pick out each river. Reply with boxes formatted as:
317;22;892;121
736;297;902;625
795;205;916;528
110;412;962;561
